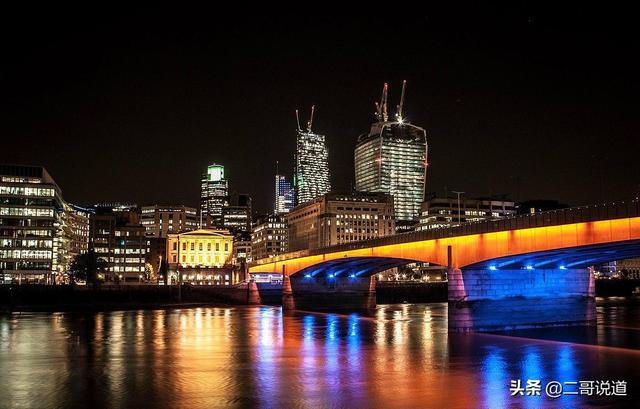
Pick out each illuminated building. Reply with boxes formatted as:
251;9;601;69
89;207;147;283
222;191;252;234
54;203;90;282
294;106;331;205
286;191;395;252
140;205;198;238
354;82;428;227
274;174;295;214
200;163;229;228
0;165;64;284
232;231;252;282
166;228;234;285
251;214;288;260
417;195;516;230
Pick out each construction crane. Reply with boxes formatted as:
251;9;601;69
295;109;302;132
396;80;407;123
307;105;315;133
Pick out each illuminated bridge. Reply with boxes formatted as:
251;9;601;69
249;200;640;330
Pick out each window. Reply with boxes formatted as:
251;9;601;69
182;242;186;251
207;243;211;251
190;242;195;251
215;243;220;251
173;255;177;262
173;242;177;251
224;243;228;252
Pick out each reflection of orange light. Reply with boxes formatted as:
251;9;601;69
249;217;640;276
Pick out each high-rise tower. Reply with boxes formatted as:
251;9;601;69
274;174;295;214
354;81;428;225
293;106;331;205
200;163;229;228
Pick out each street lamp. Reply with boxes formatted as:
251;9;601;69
452;191;465;225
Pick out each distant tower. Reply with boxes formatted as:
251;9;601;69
293;106;331;205
275;173;295;214
355;81;428;225
200;163;229;228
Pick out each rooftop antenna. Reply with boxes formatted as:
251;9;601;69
396;80;407;122
306;105;315;133
295;109;302;132
276;160;279;176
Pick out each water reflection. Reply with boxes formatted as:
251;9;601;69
0;301;638;408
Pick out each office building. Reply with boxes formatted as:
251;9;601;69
251;214;288;260
417;195;517;230
54;203;91;280
287;191;395;252
354;82;428;225
294;106;331;205
200;163;229;228
222;191;252;234
89;207;147;283
140;205;198;238
274;174;295;214
0;165;64;284
166;228;234;285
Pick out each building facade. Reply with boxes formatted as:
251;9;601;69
355;83;428;225
89;208;147;283
294;126;331;205
417;196;517;230
54;203;91;281
274;174;295;214
166;228;234;285
222;191;252;234
251;214;288;261
0;165;64;284
287;191;395;252
200;163;229;228
140;205;198;238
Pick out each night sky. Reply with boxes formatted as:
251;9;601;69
2;10;639;214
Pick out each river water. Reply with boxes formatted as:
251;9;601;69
1;299;639;408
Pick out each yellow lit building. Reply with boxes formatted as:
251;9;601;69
166;229;234;284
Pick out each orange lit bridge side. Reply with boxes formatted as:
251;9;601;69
249;216;640;277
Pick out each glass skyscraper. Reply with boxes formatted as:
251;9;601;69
274;175;295;214
294;129;331;205
354;82;428;223
200;163;229;228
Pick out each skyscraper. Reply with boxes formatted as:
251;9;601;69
355;82;428;225
293;106;331;205
274;174;295;214
200;163;229;228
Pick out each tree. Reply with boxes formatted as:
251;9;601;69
68;250;108;284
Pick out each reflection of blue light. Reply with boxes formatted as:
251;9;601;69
525;265;534;270
349;273;356;278
482;347;506;409
489;265;497;270
305;274;311;278
328;273;334;278
559;265;566;270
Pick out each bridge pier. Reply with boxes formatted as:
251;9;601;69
284;274;376;312
448;267;596;332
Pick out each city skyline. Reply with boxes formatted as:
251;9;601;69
2;13;638;214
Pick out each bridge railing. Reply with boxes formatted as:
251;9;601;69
252;199;640;265
311;199;640;255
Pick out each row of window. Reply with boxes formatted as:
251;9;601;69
0;186;55;197
172;241;229;252
0;207;54;217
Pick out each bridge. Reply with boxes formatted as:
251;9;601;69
249;200;640;331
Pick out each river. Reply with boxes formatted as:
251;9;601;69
1;298;638;408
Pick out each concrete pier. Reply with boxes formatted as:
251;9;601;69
286;275;376;312
448;267;596;331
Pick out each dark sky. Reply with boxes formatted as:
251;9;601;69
2;10;639;214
